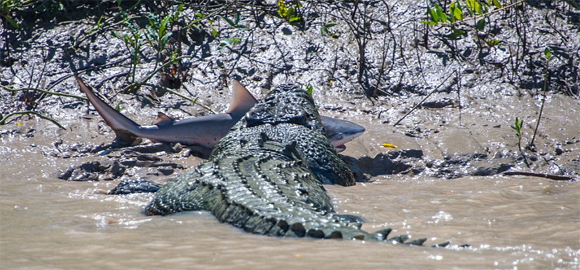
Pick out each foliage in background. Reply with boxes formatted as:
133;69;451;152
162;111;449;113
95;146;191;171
1;0;578;133
420;0;517;46
277;0;303;24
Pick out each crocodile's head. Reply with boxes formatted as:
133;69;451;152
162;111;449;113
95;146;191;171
246;84;324;134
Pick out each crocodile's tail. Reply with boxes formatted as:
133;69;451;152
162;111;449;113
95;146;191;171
209;200;441;246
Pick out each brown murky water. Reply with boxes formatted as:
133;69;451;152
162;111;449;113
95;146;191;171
1;119;579;270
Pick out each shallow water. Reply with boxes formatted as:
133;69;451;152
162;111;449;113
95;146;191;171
1;121;579;270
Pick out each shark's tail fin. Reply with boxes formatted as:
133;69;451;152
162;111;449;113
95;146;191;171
75;75;141;146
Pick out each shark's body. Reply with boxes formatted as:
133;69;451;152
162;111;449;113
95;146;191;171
74;76;364;151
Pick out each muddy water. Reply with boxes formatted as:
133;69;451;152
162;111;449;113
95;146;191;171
1;121;579;269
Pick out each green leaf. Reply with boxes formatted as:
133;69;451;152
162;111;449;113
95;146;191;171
305;85;313;95
287;7;295;17
219;15;234;27
172;4;184;21
466;0;481;15
235;12;241;25
492;0;502;9
219;37;240;49
449;2;456;22
434;2;448;23
277;0;287;18
475;18;486;31
146;13;159;28
487;39;501;46
288;14;301;23
543;47;552;61
445;29;466;40
160;15;170;35
465;0;474;12
3;15;19;29
211;28;218;37
449;2;463;21
420;20;439;26
511;117;523;134
96;15;103;28
427;7;439;23
160;32;172;44
474;0;482;14
321;22;336;36
293;0;302;8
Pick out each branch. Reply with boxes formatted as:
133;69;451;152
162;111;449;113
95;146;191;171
503;171;576;181
393;73;453;126
0;111;66;130
1;85;88;101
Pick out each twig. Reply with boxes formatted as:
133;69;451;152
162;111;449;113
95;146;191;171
455;70;462;126
530;69;549;149
0;111;66;130
1;85;88;101
503;171;576;181
393;73;453;126
143;83;216;114
120;55;191;93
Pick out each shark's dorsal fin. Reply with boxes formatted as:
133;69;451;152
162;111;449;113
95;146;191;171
226;80;257;115
154;112;175;127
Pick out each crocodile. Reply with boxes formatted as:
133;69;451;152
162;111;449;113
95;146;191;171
144;84;440;245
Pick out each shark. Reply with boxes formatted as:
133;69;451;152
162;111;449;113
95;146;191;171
74;75;365;152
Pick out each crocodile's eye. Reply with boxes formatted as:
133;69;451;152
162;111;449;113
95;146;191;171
246;104;270;127
278;105;307;125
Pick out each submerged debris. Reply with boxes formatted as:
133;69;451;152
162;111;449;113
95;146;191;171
108;178;160;195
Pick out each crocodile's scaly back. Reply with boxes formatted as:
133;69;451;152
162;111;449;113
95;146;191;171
144;85;429;243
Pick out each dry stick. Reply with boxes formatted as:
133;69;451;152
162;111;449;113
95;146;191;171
144;83;216;114
1;85;88;101
0;111;66;130
455;70;462;126
503;171;576;181
117;54;217;113
120;55;189;93
530;69;549;148
393;73;453;126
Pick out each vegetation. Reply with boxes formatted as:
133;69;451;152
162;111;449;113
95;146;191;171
1;1;578;175
510;116;527;165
